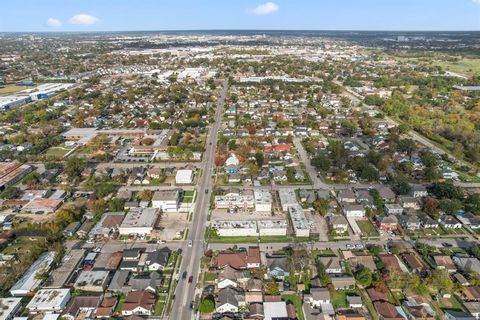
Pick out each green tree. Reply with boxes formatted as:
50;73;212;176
264;279;280;295
465;194;480;215
65;156;86;180
0;186;21;199
355;266;373;287
311;154;332;172
254;152;264;167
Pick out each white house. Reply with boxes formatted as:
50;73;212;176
175;170;193;184
342;204;365;218
151;189;181;212
308;288;331;308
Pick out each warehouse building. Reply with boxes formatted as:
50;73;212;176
26;288;71;314
0;161;33;191
118;208;158;236
10;252;56;296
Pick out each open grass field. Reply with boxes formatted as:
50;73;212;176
0;84;23;96
357;220;379;237
45;146;73;158
433;57;480;76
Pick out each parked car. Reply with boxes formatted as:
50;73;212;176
182;271;187;279
188;276;193;283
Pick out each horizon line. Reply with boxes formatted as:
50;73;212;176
1;28;480;34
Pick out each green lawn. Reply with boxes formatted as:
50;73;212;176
282;294;305;320
332;289;359;309
45;146;73;158
204;272;217;282
153;299;165;316
182;191;195;203
357;220;380;237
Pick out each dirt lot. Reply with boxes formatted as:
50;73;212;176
154;212;190;240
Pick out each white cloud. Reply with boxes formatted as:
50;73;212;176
252;2;279;15
47;18;62;27
69;14;99;26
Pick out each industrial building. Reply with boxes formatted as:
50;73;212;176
10;252;56;297
73;270;110;292
118;208;158;235
26;288;71;314
0;161;33;191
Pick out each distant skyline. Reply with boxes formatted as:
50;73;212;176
1;0;479;32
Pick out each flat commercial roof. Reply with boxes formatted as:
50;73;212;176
45;249;85;288
10;252;56;296
120;208;158;228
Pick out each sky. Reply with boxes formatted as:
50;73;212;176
0;0;479;32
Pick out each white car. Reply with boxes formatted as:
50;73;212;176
188;240;193;247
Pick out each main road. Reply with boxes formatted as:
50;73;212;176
169;79;228;320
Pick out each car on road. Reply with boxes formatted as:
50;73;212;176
93;247;102;253
188;240;193;247
182;271;187;279
190;301;195;309
203;285;214;293
158;240;166;244
205;189;209;194
147;240;157;244
442;242;453;247
188;276;193;283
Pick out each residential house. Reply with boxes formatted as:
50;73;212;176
216;287;245;313
374;301;405;320
318;256;343;274
384;204;403;215
266;256;290;280
432;255;457;272
306;288;331;308
331;276;356;290
121;291;155;316
402;252;428;273
377;215;399;231
145;247;171;271
453;256;480;273
329;215;349;233
410;185;428;198
439;215;462;229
